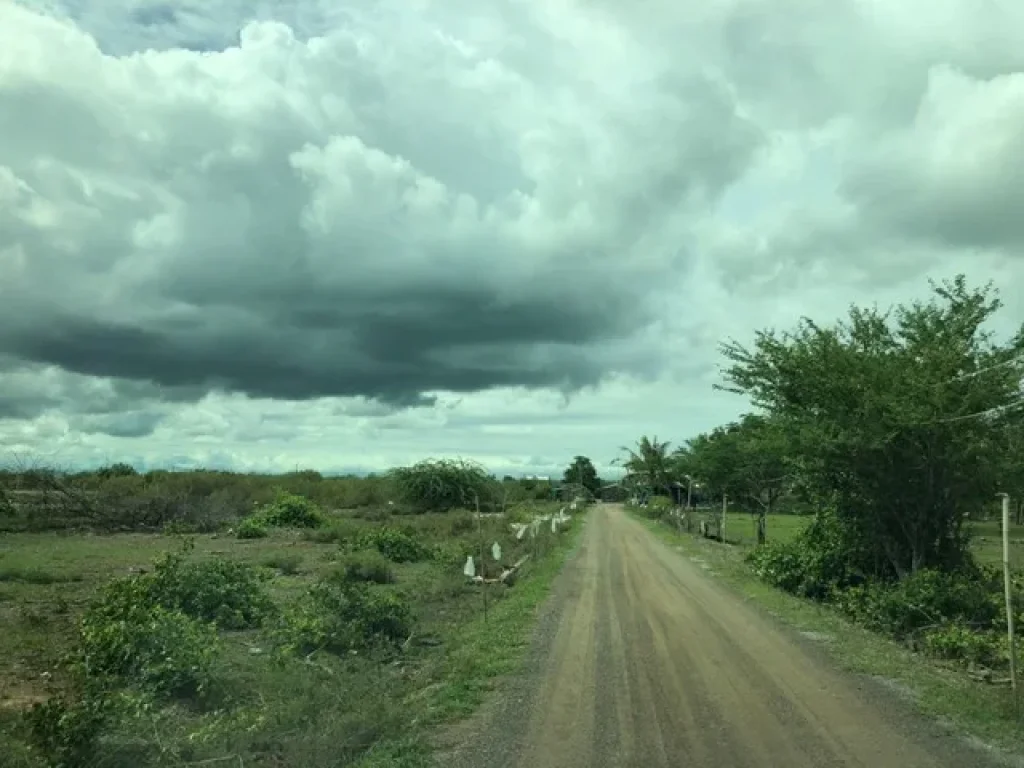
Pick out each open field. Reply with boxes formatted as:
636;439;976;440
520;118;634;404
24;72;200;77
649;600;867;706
0;493;582;768
687;509;1024;570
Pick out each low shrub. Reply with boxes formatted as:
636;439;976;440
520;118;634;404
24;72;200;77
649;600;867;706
921;622;1004;667
432;540;472;571
261;491;325;529
96;545;274;630
841;568;999;638
25;692;114;768
358;526;429;563
237;516;269;539
335;551;394;584
74;600;221;699
274;581;412;657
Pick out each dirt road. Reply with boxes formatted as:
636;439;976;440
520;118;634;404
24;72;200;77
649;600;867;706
445;504;1001;768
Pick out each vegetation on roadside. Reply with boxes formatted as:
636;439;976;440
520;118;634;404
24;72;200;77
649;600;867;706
0;461;588;768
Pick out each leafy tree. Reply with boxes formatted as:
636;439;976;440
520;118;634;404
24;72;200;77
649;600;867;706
388;458;497;513
686;415;790;544
562;456;601;497
718;276;1024;580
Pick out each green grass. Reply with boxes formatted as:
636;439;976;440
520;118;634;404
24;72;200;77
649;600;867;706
967;519;1024;569
0;504;582;767
635;511;1024;756
688;508;1020;567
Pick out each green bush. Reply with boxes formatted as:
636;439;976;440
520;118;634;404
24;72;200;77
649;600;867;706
358;526;429;563
843;568;999;638
746;513;866;600
275;581;412;656
25;692;113;768
432;540;472;571
95;546;274;630
74;601;220;699
261;491;325;529
237;516;269;539
921;622;1003;667
335;551;394;584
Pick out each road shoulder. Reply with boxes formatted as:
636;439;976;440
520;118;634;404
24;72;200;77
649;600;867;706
431;516;589;768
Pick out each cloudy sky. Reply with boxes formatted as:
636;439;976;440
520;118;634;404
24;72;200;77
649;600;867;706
2;0;1023;478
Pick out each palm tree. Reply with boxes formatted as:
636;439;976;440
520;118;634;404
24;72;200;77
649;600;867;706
617;436;674;500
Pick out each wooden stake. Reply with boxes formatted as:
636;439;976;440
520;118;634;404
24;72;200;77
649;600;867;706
721;494;728;543
1000;492;1016;699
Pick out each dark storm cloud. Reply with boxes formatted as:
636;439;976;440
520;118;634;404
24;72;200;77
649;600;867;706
2;283;651;408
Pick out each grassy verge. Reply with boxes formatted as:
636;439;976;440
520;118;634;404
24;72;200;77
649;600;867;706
0;505;583;767
416;520;583;729
633;512;1024;756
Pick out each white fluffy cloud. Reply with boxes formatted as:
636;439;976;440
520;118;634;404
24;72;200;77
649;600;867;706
1;0;1023;477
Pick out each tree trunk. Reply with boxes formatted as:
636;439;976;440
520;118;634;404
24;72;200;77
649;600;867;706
756;511;766;546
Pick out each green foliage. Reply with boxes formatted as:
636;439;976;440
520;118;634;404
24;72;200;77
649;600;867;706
25;693;113;768
100;545;275;630
637;496;674;520
358;526;430;563
748;525;1016;671
840;568;999;638
275;581;412;656
74;600;221;699
388;459;497;513
720;275;1024;581
921;623;1003;667
261;491;326;529
236;515;269;539
618;436;673;497
335;550;395;584
95;463;137;479
432;540;473;571
561;456;601;497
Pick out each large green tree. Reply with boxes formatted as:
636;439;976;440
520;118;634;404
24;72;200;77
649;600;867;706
562;455;601;497
718;276;1024;579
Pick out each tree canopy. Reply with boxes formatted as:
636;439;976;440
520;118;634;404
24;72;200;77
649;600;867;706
717;275;1024;579
617;436;673;497
562;455;601;497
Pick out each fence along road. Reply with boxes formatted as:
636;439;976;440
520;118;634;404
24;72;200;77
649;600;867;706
444;503;1001;768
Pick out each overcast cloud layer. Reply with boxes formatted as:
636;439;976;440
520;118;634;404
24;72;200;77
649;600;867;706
2;0;1023;477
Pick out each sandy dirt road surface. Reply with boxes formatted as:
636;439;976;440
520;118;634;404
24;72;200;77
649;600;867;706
444;504;1002;768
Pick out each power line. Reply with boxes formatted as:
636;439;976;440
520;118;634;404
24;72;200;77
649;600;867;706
949;352;1024;383
917;395;1024;426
